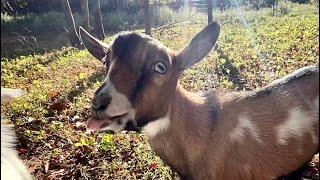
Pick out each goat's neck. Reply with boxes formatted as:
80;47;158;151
146;84;217;175
172;84;216;137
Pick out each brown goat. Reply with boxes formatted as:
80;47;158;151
79;22;319;179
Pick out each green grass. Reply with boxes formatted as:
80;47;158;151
1;3;319;179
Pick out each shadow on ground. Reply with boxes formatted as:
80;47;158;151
1;30;70;59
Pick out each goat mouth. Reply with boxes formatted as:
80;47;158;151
100;113;127;128
109;113;127;120
86;113;127;132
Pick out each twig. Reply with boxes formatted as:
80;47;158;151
24;28;31;33
11;32;26;42
17;39;25;44
5;2;14;12
30;36;38;47
11;32;38;47
63;26;69;33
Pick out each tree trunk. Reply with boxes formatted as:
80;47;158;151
80;0;90;32
207;0;213;24
61;0;81;47
92;0;105;40
111;0;117;10
154;0;158;26
144;0;151;35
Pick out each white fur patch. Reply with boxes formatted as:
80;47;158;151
1;88;26;103
229;115;262;143
95;61;136;132
1;121;32;180
99;62;132;117
105;81;131;117
143;112;171;138
277;107;317;145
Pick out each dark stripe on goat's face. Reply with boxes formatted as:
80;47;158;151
130;65;150;105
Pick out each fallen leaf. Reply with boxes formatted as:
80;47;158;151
149;162;158;171
49;99;69;111
44;161;49;173
48;91;61;100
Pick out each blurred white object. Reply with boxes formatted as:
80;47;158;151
1;88;26;103
1;87;32;180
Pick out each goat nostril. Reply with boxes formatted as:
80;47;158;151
98;105;108;111
91;95;111;111
92;103;107;111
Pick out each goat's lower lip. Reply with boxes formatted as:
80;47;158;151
99;114;127;128
109;113;127;120
86;113;127;132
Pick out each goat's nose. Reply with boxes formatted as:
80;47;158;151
92;93;111;111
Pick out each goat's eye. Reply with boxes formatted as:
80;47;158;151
153;62;167;74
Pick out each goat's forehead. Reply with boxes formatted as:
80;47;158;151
110;32;170;65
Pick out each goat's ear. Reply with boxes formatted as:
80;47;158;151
175;22;220;71
1;88;26;103
79;27;111;64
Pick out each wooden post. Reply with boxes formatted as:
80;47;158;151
207;0;213;24
80;0;90;32
92;0;105;40
144;0;151;35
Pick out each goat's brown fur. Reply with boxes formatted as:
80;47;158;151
150;67;319;179
80;23;319;179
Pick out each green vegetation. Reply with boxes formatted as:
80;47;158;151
1;2;319;179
